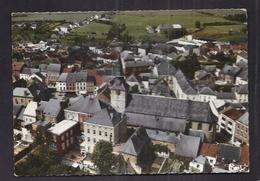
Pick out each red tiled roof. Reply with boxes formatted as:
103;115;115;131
240;144;249;165
12;62;25;71
223;109;245;121
199;143;218;157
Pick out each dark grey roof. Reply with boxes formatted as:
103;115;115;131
203;65;216;73
175;134;201;158
110;76;129;91
121;127;150;156
195;70;209;80
36;101;48;112
238;111;248;125
13;87;33;98
125;61;154;68
157;61;176;76
17;107;25;120
33;120;50;127
13;104;23;118
46;63;61;72
87;108;123;127
66;95;104;114
42;99;62;117
57;71;94;83
189;129;205;142
126;74;142;83
126;112;187;132
218;144;241;163
174;70;197;94
234;84;248;94
146;129;179;144
150;80;175;97
21;68;39;75
217;92;235;100
221;64;241;76
236;69;248;81
126;94;216;123
199;87;217;96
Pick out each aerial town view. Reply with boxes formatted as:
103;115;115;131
12;9;249;176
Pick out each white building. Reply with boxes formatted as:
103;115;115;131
81;108;127;154
22;101;38;126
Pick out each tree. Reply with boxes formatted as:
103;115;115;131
195;21;201;29
91;140;115;174
163;28;188;40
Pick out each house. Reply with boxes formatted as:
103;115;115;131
20;68;39;81
189;155;211;173
56;71;96;95
218;108;246;143
125;94;217;142
36;99;64;124
110;77;129;113
172;69;198;101
121;127;153;174
234;111;249;145
48;120;80;156
64;95;107;130
155;24;182;33
199;143;218;167
175;134;201;158
22;101;38;127
81;108;127;154
13;87;34;106
217;144;241;164
46;63;61;87
12;62;25;80
233;84;248;103
218;64;241;84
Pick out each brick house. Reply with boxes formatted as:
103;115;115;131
48;120;80;156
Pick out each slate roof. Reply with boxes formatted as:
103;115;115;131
65;95;105;114
174;70;197;94
192;155;207;165
125;61;153;68
126;74;142;83
126;94;216;123
126;112;187;132
87;108;123;127
195;70;209;80
121;127;151;156
110;76;129;91
157;61;176;76
234;84;248;94
13;87;33;98
21;68;39;75
217;92;235;100
236;69;248;81
13;104;23;118
221;64;241;76
199;87;217;96
217;144;241;163
188;129;205;142
46;63;61;72
150;80;175;97
237;111;249;126
146;129;179;144
175;134;201;158
41;99;62;117
57;71;94;83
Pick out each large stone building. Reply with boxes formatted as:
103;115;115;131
81;108;127;154
125;94;217;142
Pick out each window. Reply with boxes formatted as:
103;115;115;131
99;131;102;136
93;130;96;134
61;135;64;141
87;129;90;133
198;123;202;130
66;140;69;146
62;143;65;150
70;137;74;144
93;138;96;143
105;132;107;136
70;129;73;135
116;90;120;95
66;132;69;137
87;137;90;142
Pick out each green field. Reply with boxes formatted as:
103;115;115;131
12;9;247;42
